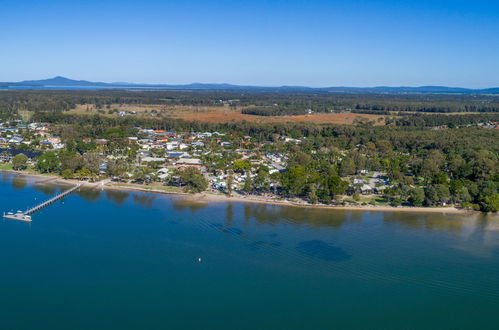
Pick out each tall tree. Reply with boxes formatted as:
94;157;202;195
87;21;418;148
12;153;28;170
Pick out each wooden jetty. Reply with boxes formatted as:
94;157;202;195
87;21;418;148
3;184;81;222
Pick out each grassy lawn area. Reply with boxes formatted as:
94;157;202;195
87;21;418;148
343;195;391;206
0;164;39;173
21;166;39;174
372;197;391;206
108;182;184;194
0;163;13;170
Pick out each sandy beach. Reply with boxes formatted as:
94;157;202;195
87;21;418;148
2;169;470;214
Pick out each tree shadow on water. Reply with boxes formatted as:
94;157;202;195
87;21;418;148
106;190;130;206
132;194;157;209
1;172;11;184
32;182;58;196
77;188;101;202
11;175;28;190
171;198;208;213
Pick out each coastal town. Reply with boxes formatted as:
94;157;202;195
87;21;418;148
0;119;395;206
1;117;498;211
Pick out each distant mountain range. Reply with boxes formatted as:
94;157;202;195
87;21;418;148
1;76;498;94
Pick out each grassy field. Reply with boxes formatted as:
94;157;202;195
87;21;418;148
66;104;387;125
0;164;39;173
341;195;391;206
108;182;184;194
0;163;13;170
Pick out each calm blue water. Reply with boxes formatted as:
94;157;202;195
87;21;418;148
1;173;499;329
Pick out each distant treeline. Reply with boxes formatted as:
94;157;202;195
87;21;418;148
351;110;392;115
241;106;331;116
2;90;499;114
242;101;499;117
391;113;499;127
353;103;499;113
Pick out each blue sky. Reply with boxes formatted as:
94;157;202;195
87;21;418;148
1;0;498;87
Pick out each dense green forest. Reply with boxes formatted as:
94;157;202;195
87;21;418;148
242;106;317;116
390;113;499;127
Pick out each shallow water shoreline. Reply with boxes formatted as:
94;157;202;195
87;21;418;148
2;169;469;214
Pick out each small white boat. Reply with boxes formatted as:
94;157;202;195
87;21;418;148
3;212;32;222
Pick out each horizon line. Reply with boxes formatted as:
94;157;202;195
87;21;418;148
5;76;499;90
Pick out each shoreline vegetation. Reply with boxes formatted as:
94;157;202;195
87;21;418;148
2;169;469;214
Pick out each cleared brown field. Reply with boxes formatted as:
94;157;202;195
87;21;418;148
69;103;212;114
68;104;386;125
180;111;385;124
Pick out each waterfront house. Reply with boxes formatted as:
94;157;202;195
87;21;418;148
360;184;373;194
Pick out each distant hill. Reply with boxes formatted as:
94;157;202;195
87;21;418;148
480;88;499;94
323;86;474;93
18;76;107;86
2;76;498;94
